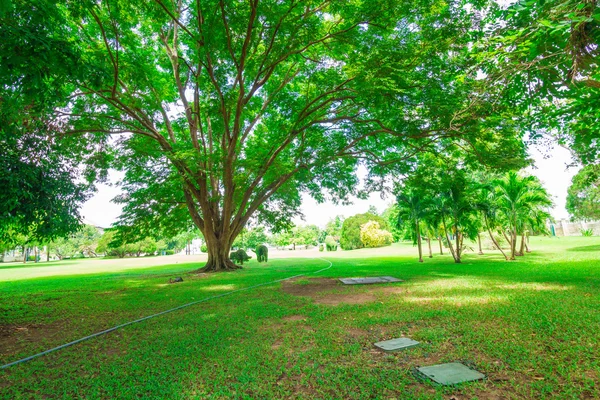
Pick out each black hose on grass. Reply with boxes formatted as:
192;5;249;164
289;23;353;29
1;258;333;370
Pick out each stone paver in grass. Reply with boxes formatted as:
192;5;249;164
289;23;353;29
374;337;420;352
417;362;485;386
339;276;403;285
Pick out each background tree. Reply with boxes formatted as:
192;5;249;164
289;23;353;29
49;237;77;260
233;226;269;250
293;225;320;248
323;216;344;242
566;164;600;221
340;213;390;250
127;237;158;257
382;205;403;243
359;221;393;248
96;230;127;258
271;231;292;250
245;226;269;250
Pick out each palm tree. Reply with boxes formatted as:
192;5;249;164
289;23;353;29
396;189;429;263
423;195;446;255
518;207;551;254
436;173;479;264
494;172;552;260
472;181;511;260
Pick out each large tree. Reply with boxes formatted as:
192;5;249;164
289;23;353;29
4;0;526;271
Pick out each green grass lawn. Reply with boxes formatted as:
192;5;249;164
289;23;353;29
1;237;599;399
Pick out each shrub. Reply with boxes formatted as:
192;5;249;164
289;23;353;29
230;249;251;265
200;244;208;252
340;213;390;250
165;250;175;255
325;236;338;251
255;244;268;262
581;228;594;237
318;244;324;252
360;221;393;248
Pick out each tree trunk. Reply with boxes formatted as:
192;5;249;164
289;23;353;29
477;233;483;255
454;226;461;263
510;228;517;260
516;234;525;256
502;231;512;248
427;237;433;258
487;227;508;260
416;220;423;263
198;234;241;272
438;236;443;255
46;246;50;262
442;219;458;263
525;240;531;253
23;247;27;264
483;214;509;260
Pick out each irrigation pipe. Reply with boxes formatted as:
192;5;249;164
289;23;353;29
1;258;333;370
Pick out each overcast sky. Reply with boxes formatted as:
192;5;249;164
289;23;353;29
81;145;579;229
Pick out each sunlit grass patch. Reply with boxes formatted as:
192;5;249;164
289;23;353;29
496;282;572;291
201;284;238;292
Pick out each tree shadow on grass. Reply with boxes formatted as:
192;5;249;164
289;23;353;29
566;244;600;252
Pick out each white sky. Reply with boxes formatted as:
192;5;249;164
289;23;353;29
81;146;580;229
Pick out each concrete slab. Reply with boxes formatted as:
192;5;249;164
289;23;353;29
374;337;420;352
339;276;403;285
417;362;485;386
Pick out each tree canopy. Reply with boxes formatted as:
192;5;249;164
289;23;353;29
481;0;600;163
0;1;109;243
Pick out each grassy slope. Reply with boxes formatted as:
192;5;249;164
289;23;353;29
1;237;599;399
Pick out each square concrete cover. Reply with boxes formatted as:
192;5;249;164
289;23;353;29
339;276;403;285
374;337;420;352
417;362;485;386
